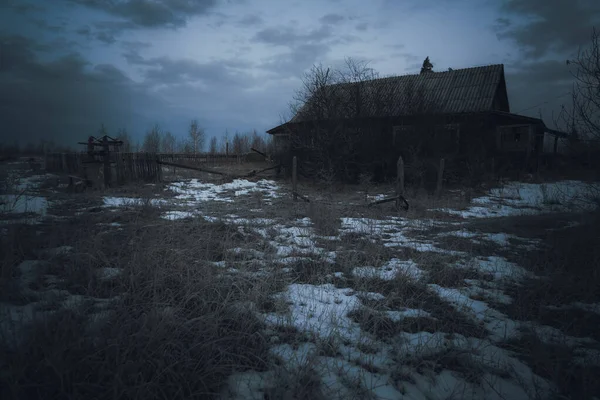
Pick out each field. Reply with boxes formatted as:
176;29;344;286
1;157;600;400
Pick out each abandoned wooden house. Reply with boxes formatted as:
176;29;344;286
267;64;567;183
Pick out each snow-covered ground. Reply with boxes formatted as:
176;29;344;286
436;180;600;218
2;165;599;400
0;168;57;224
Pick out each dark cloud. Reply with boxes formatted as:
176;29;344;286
120;40;152;52
30;19;67;33
497;0;600;58
0;34;168;146
259;43;331;76
387;44;406;50
68;0;217;28
253;25;333;47
1;0;46;14
236;14;263;27
73;20;136;44
355;22;368;31
95;31;117;44
505;59;574;120
75;25;92;37
124;49;254;89
319;13;345;25
252;23;337;77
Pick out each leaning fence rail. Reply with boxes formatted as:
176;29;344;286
44;151;252;186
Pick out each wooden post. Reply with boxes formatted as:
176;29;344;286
436;158;445;198
292;156;298;201
102;136;111;188
395;156;404;209
525;125;533;171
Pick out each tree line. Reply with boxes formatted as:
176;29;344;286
127;121;273;155
1;120;274;157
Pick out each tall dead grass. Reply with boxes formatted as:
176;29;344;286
0;213;285;400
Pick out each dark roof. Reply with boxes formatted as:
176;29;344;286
287;64;506;124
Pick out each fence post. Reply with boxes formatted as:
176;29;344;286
102;136;111;188
396;156;404;209
156;154;162;182
436;158;445;198
292;156;298;201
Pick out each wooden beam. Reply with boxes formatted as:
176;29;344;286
368;195;409;210
292;191;310;203
157;160;230;176
243;164;282;177
250;147;268;158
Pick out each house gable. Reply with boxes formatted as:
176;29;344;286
492;72;510;112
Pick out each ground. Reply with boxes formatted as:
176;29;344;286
1;157;600;400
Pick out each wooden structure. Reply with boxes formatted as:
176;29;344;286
267;64;569;183
45;145;276;187
78;135;124;188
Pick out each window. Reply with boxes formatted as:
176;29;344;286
499;125;530;151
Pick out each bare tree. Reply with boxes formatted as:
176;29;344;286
162;131;176;154
98;123;108;138
282;56;445;183
116;128;132;152
566;28;600;144
231;132;251;155
288;57;397;182
188;119;205;154
209;136;218;154
142;125;162;153
250;129;267;152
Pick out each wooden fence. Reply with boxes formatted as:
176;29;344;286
44;152;246;186
115;153;162;184
45;153;83;175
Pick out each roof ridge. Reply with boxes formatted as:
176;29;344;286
329;63;504;87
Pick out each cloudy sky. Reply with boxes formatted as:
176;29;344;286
0;0;598;147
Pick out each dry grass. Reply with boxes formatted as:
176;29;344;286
0;203;289;400
502;332;600;400
307;201;341;236
350;274;488;340
3;160;600;400
490;212;600;400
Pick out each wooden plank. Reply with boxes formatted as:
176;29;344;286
251;147;268;158
292;191;310;203
396;156;404;201
243;164;282;177
368;195;409;210
292;156;298;201
157;160;230;176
